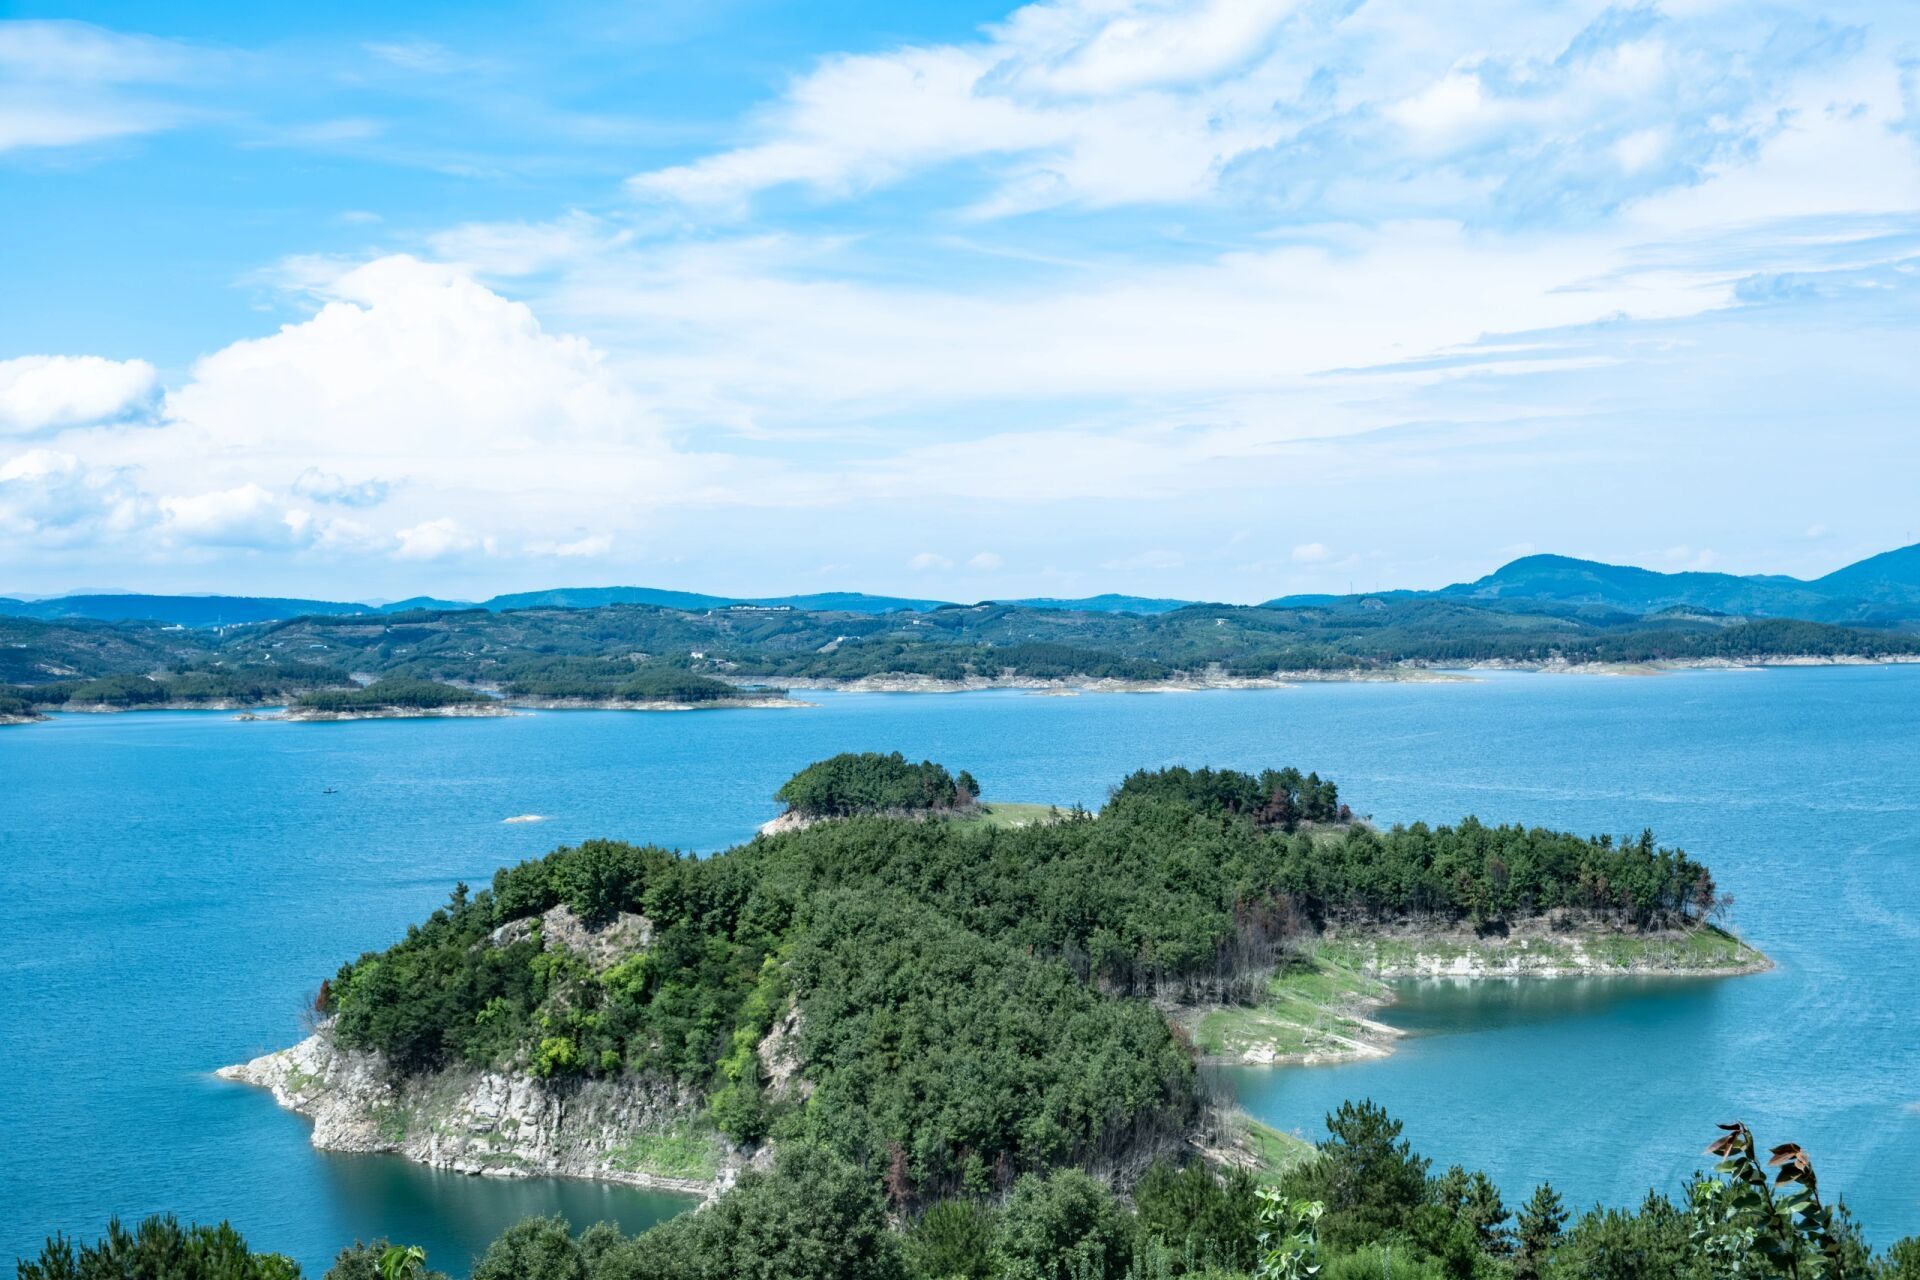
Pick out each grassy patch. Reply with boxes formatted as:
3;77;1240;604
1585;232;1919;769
958;802;1068;829
610;1123;722;1181
368;1104;408;1144
1236;1117;1317;1184
1193;950;1388;1060
1321;924;1763;974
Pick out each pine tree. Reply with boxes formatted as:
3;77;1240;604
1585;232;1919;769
1516;1183;1568;1279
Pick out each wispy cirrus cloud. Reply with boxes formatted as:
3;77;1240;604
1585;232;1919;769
0;21;204;150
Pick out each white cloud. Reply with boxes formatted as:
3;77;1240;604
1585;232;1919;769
626;0;1300;216
395;518;489;561
0;355;157;434
0;21;199;151
292;468;390;508
0;449;149;545
429;212;627;277
364;40;479;75
0;256;704;565
525;533;613;557
166;256;658;462
158;483;311;549
967;551;1004;571
1290;542;1329;563
908;551;954;571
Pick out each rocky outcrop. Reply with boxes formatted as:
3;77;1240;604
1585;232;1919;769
756;811;817;838
485;904;653;970
218;1028;736;1197
275;704;516;722
756;1004;810;1101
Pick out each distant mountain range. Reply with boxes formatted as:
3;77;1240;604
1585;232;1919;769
6;542;1918;629
0;586;1198;628
1266;542;1920;626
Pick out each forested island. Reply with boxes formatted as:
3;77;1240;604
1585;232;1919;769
4;593;1919;726
193;757;1829;1279
280;679;508;721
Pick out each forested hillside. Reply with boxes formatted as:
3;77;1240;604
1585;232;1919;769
319;762;1730;1198
4;591;1916;717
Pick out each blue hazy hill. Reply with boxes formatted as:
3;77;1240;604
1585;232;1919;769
1264;544;1920;625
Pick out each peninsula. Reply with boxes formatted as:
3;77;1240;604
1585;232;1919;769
221;757;1765;1205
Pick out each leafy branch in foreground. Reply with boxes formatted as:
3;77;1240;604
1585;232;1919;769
1255;1192;1325;1280
1692;1121;1846;1278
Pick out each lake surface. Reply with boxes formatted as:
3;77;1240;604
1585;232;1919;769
5;667;1920;1268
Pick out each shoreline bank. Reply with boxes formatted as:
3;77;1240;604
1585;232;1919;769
217;1029;735;1201
1180;923;1768;1068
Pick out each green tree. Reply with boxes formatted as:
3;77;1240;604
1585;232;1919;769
1515;1184;1568;1280
17;1216;300;1280
1282;1101;1432;1252
1544;1193;1694;1280
322;1243;447;1280
1133;1162;1261;1273
591;1145;904;1280
989;1170;1133;1280
1881;1238;1920;1278
902;1199;996;1280
472;1217;585;1280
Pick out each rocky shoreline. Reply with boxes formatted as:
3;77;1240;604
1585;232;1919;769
503;695;804;712
1188;922;1770;1068
217;1028;736;1198
748;669;1458;695
272;703;518;722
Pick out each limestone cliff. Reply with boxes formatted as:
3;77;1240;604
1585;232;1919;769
218;1028;736;1197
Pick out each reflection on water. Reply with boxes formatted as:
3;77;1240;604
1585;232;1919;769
1381;974;1734;1036
313;1155;691;1274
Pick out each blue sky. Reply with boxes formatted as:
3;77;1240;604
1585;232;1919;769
3;0;1919;602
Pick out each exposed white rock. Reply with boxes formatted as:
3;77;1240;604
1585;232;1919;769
217;1027;733;1197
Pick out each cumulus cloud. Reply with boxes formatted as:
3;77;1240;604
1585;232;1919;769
394;517;490;561
0;449;149;545
908;551;954;571
293;467;391;508
167;255;654;460
158;484;312;549
1290;542;1330;564
0;355;157;434
967;551;1004;571
0;256;695;565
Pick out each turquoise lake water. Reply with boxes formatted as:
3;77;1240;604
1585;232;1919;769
5;668;1920;1269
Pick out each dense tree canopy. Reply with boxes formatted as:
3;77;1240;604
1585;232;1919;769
775;752;978;817
7;594;1918;711
320;763;1724;1198
31;1113;1920;1280
294;678;488;712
